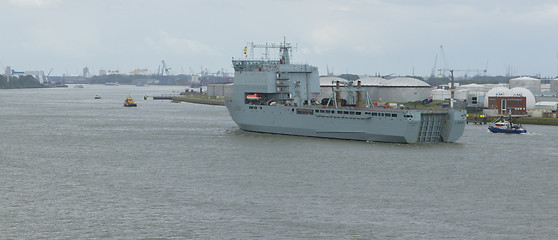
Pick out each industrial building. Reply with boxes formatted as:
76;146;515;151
3;66;46;84
487;96;527;115
483;87;536;110
207;83;233;98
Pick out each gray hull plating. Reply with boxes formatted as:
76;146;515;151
226;102;466;143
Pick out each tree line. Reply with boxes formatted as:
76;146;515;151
0;74;44;89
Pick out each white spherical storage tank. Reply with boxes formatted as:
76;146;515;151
356;76;385;86
483;87;512;106
372;77;431;102
355;77;386;101
550;79;558;94
509;87;536;109
319;76;346;100
509;76;541;93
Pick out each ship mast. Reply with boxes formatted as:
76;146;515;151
247;39;292;63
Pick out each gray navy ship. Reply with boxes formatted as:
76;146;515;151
225;41;466;143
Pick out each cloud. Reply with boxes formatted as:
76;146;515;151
9;0;60;7
145;31;214;56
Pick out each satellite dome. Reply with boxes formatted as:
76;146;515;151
510;87;535;109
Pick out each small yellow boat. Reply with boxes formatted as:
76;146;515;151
124;96;137;107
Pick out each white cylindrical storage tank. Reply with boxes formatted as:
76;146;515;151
550;79;558;95
207;84;216;96
454;89;469;100
432;89;451;100
484;87;512;106
224;83;234;98
457;83;485;96
457;83;485;92
357;77;385;101
319;76;346;100
509;76;541;94
375;77;431;102
510;87;536;109
357;76;385;86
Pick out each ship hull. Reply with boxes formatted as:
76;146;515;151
488;126;527;134
225;101;466;143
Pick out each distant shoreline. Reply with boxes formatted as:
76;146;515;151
468;116;558;126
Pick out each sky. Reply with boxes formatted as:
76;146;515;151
2;0;558;78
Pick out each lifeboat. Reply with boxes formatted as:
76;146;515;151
246;93;262;100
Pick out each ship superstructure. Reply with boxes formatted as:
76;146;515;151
225;41;466;143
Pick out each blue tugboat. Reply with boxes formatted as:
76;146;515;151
488;116;526;134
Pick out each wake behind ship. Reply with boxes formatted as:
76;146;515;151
224;41;466;143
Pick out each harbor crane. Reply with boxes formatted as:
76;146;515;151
433;45;488;77
433;45;450;77
159;60;171;76
45;68;53;84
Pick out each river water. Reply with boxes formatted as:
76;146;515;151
1;85;557;239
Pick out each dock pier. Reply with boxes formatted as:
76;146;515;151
152;94;177;100
467;116;487;124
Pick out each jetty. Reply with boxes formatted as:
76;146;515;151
467;115;487;124
172;95;225;105
153;93;226;106
152;94;176;100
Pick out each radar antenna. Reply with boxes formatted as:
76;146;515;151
246;38;295;62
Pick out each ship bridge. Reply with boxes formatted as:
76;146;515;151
232;60;280;72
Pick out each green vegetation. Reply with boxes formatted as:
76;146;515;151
0;74;45;89
516;117;558;126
